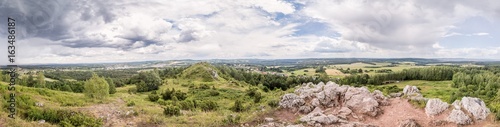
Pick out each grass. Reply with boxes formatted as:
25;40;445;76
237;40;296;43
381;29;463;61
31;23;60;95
377;80;457;102
118;78;292;126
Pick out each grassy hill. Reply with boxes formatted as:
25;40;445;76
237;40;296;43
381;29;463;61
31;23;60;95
0;62;292;126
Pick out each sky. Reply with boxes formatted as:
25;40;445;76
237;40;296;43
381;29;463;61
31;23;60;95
0;0;499;64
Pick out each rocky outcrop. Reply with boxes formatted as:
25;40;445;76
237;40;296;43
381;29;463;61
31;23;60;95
299;107;346;125
460;97;490;120
402;85;426;101
398;119;420;127
344;87;381;116
279;81;387;126
279;94;305;112
425;99;449;116
447;109;472;125
403;85;419;95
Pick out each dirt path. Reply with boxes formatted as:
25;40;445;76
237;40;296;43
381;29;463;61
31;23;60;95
365;98;497;127
79;98;137;127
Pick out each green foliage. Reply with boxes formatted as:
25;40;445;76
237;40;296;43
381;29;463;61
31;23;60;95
222;114;241;124
178;100;196;111
230;100;245;112
180;62;219;82
409;99;427;109
267;99;279;108
34;72;46;88
26;108;102;126
106;78;116;94
148;93;160;102
163;105;181;116
343;66;456;85
133;71;162;92
161;88;187;101
127;101;136;107
199;100;218;112
83;73;109;99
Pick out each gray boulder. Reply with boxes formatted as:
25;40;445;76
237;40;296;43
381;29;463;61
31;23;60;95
447;109;472;125
344;87;380;116
300;107;343;125
279;93;305;111
451;100;461;110
425;99;449;116
403;85;420;95
460;97;490;120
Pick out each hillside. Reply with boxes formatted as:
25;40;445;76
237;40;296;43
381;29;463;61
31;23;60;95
0;63;292;127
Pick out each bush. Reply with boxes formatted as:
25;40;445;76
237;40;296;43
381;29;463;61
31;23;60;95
133;71;162;92
222;114;241;124
161;88;187;101
148;94;160;102
267;100;279;108
163;105;181;116
199;84;210;89
199;100;218;112
253;91;262;103
127;101;135;107
208;90;220;96
178;100;195;111
230;100;245;112
26;108;102;126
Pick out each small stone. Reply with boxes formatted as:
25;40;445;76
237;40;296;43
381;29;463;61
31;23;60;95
265;117;274;122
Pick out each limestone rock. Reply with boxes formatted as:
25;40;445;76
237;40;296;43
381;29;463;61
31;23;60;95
403;85;420;95
344;87;380;116
398;119;420;127
460;97;490;120
300;107;342;125
279;94;305;111
447;109;472;125
264;117;274;122
451;100;461;110
311;98;320;107
299;105;313;114
337;107;352;119
425;99;449;116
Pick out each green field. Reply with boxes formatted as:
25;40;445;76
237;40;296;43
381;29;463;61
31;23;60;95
375;80;457;102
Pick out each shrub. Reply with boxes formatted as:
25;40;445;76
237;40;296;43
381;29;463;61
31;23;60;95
208;90;220;96
26;108;102;126
133;71;162;92
148;94;160;102
161;88;187;101
253;91;262;103
127;101;135;107
267;99;279;108
199;100;218;112
84;73;109;99
230;100;244;112
222;114;241;124
178;100;195;111
199;84;210;89
164;105;181;116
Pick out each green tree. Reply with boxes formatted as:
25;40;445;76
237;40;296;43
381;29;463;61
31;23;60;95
27;74;35;87
134;71;162;92
35;72;46;88
105;78;116;94
84;73;109;99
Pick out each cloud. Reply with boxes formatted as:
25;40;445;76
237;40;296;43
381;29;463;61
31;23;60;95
313;37;373;53
300;0;494;50
1;0;500;64
473;32;490;36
